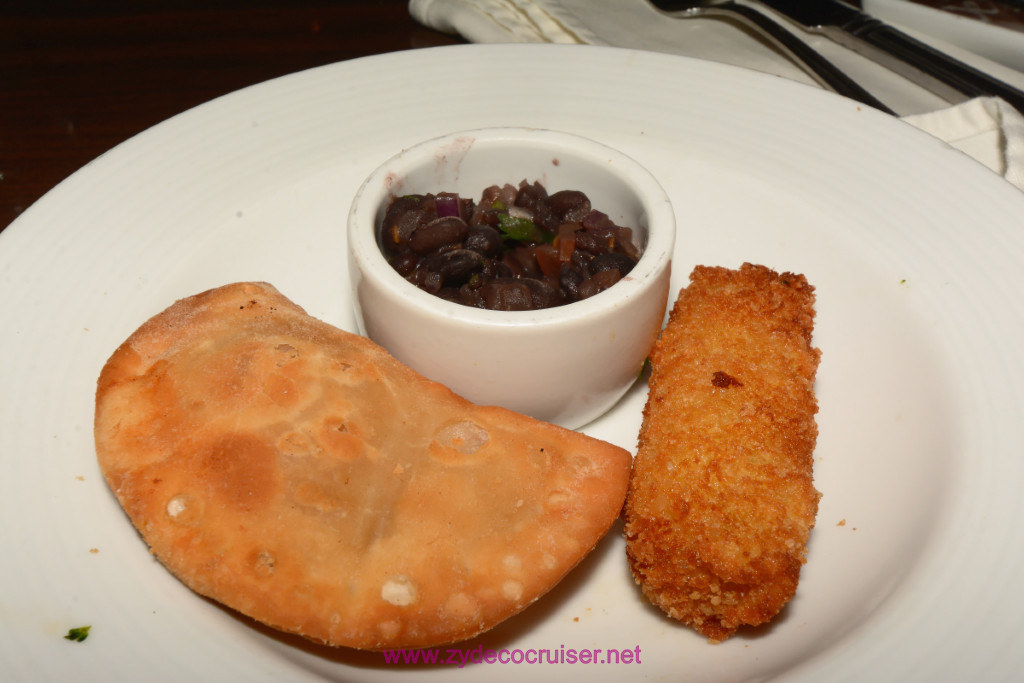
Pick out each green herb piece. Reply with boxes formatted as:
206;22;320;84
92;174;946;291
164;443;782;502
64;625;91;642
491;200;507;210
496;213;554;244
497;213;540;242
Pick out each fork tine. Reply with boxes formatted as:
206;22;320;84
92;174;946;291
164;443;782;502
648;0;896;114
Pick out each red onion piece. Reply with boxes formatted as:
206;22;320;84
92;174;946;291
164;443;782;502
435;193;460;218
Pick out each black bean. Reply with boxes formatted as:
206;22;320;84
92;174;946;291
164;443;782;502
559;263;584;301
588;252;636;277
570;248;593;270
574;231;606;255
581;209;615;231
493;260;515;279
464;225;503;257
436;287;462;304
457;282;487;308
409;216;468;254
533;203;561;232
435;248;485;285
547;190;591;223
480;280;533;311
524;277;564;309
380;195;424;249
407;267;443;294
381;207;428;253
577;269;622;299
389;252;419;276
474;208;502;228
514;180;548;210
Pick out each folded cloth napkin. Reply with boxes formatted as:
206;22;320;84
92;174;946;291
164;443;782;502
903;96;1024;189
410;0;1024;190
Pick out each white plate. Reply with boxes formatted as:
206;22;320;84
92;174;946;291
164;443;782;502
2;44;1023;681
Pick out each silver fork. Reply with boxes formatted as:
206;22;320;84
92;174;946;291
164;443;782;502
648;0;896;114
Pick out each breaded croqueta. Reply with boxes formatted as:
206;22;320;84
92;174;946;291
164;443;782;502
624;263;821;641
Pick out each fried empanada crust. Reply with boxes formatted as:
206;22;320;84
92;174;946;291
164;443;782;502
95;282;630;650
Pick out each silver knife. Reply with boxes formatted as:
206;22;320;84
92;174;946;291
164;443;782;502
753;0;1024;113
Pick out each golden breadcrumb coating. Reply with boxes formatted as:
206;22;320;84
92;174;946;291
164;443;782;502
624;263;821;641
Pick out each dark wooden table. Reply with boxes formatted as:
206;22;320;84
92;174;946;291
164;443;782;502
0;0;462;233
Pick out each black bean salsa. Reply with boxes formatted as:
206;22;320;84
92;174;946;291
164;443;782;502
379;180;641;311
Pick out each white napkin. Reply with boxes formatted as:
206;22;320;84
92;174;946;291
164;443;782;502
903;96;1024;189
410;0;1024;191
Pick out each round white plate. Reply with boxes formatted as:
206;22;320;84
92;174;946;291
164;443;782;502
2;44;1022;681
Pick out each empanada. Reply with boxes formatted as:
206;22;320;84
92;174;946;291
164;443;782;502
95;282;631;650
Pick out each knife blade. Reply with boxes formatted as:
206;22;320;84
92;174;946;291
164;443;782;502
754;0;1024;113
